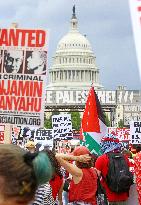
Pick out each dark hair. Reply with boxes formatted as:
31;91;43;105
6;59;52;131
0;144;54;204
122;149;132;159
136;145;141;153
43;147;62;179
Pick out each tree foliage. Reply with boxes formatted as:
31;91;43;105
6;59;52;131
118;119;124;128
44;111;81;130
44;111;60;129
70;112;81;130
105;113;111;127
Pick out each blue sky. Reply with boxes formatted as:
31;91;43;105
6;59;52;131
0;0;140;89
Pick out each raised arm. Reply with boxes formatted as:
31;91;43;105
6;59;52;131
56;153;91;178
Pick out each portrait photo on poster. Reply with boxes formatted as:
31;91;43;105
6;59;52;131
3;49;24;74
0;50;3;73
25;50;47;75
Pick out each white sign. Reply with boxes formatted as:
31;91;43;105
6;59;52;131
34;129;53;150
46;90;140;105
52;114;73;140
108;127;130;141
130;121;141;144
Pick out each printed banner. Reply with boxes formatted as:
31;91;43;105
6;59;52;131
0;28;48;127
52;114;73;140
129;0;141;78
46;90;141;105
130;121;141;144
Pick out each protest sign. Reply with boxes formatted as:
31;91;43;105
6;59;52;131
108;127;130;141
130;121;141;144
11;125;53;149
108;127;130;149
52;114;73;140
34;129;53;150
0;28;48;127
11;125;35;147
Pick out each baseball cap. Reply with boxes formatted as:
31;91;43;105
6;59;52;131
73;146;90;156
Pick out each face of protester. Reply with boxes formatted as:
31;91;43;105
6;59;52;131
27;51;44;70
4;51;23;73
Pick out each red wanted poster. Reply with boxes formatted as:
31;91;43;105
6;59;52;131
0;28;48;127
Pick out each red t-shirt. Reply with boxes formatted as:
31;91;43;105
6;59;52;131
50;175;63;200
69;168;97;205
95;153;129;202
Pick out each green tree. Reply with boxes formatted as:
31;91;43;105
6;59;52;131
44;110;60;129
70;112;81;130
105;113;110;127
44;118;52;129
118;119;124;128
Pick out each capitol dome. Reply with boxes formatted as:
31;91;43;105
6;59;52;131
48;6;103;90
57;31;92;52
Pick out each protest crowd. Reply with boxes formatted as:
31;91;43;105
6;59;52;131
0;131;141;205
0;7;141;205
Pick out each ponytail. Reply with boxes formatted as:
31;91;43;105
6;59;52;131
24;152;54;185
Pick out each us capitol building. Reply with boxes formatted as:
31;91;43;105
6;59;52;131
46;6;141;127
48;6;103;90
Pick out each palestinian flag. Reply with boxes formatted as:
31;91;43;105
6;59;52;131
80;87;107;155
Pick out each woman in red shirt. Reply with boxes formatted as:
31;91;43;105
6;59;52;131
56;146;97;205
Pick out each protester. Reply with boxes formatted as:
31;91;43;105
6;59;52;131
95;134;132;205
47;148;64;205
0;144;54;205
56;146;97;205
135;145;141;153
134;151;141;204
32;148;64;205
122;149;135;173
25;141;36;153
122;149;138;205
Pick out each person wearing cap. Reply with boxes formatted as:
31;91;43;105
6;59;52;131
95;134;130;205
56;146;97;205
25;141;36;153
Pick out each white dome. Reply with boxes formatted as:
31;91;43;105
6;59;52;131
48;7;104;91
57;31;92;51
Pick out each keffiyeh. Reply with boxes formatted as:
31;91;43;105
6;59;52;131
100;133;121;154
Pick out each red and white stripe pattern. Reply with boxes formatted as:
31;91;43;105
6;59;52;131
129;0;141;79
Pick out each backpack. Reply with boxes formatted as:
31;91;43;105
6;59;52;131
105;152;133;193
